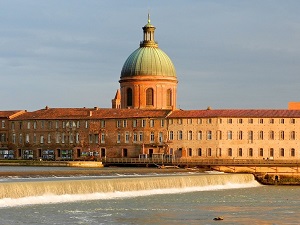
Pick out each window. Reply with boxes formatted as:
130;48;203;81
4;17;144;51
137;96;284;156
40;135;44;144
101;133;105;143
207;130;212;140
167;89;172;106
12;134;16;144
61;133;65;144
89;134;93;143
85;121;88;128
139;132;143;142
228;148;232;157
94;134;99;144
116;120;121;128
207;148;212;156
269;119;274;124
280;131;285;140
117;133;121;143
227;131;232;140
160;119;164;127
101;120;106;128
238;119;243;124
291;118;296;124
55;121;59;129
248;118;253;124
168;119;173;125
280;119;285;124
11;122;15;130
280;148;285;157
126;88;133;107
269;148;274;157
197;118;202;124
142;119;146;127
227;119;232;124
125;132;130;143
1;120;5;128
188;148;192;157
198;131;202;140
33;133;36;144
41;121;44;129
169;131;174;140
290;131;296;140
33;121;36;129
218;119;222;124
238;148;243;157
259;131;264;140
159;132;163;143
178;119;182;125
187;118;192;124
69;133;73;143
188;131;193;140
259;148;264;157
259;119;264;124
133;120;137;128
207;118;212;124
269;131;274;140
19;134;23;143
27;122;30;129
150;119;154;127
198;148;202;156
26;134;30;143
249;148;253;157
48;121;52;129
248;131;253;141
133;132;137;142
56;133;60;143
48;133;51;143
291;148;295;157
150;132;155;143
178;130;183;140
238;131;243;140
146;88;154;106
123;120;127;128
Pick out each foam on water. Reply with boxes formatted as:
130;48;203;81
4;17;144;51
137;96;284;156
0;173;260;208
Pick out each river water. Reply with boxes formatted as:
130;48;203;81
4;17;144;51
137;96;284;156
0;167;299;225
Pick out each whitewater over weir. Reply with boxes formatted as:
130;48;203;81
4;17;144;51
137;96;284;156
0;173;260;208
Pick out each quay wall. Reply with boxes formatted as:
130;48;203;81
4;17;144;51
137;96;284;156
0;160;103;168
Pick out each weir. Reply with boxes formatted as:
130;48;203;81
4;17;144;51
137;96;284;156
0;174;257;199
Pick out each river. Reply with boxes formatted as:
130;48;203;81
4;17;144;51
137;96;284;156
0;167;299;225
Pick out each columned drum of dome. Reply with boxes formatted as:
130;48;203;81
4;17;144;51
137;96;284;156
119;16;178;110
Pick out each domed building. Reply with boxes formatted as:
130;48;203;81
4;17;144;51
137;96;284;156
115;15;178;110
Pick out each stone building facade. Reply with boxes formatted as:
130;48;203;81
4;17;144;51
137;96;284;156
2;16;300;161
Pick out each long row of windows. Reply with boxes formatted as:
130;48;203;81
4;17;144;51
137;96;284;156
168;130;297;141
187;147;296;157
12;121;89;130
169;118;297;125
14;131;164;145
116;119;165;128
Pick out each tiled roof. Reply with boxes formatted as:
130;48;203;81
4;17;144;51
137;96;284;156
90;109;171;119
12;108;171;120
168;109;300;118
11;108;300;120
0;110;25;118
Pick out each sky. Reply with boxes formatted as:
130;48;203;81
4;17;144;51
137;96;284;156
1;0;300;111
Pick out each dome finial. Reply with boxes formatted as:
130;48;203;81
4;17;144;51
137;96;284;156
148;11;151;24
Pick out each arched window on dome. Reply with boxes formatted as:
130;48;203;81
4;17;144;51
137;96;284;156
146;88;154;106
167;89;172;106
126;88;133;107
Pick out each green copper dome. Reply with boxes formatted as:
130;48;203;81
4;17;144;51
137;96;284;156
120;47;176;78
120;16;176;78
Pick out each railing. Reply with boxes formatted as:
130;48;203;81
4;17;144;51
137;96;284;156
103;158;300;166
